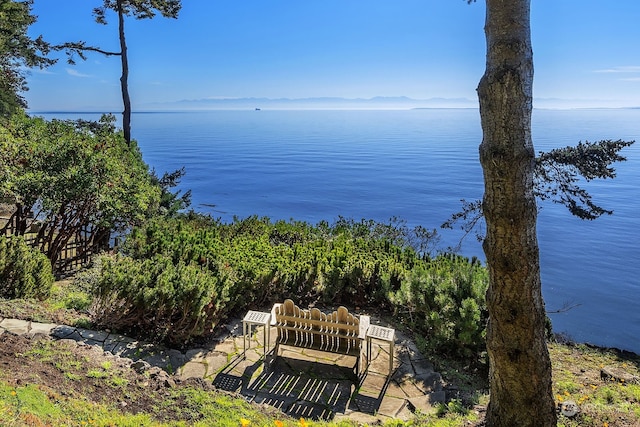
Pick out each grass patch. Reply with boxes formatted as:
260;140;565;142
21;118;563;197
0;375;480;426
107;376;129;388
86;369;110;379
64;372;82;381
21;340;59;363
0;381;159;426
0;280;93;327
22;339;83;375
550;342;640;426
48;281;93;312
0;383;65;425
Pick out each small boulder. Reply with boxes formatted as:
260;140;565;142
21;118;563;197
601;366;640;385
131;360;151;374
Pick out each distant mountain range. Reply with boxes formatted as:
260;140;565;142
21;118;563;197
139;96;478;110
42;96;637;113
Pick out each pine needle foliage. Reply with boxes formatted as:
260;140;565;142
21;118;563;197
93;214;488;357
0;235;54;300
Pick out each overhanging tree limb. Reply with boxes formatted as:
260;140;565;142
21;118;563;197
534;139;634;219
54;41;121;64
443;138;635;237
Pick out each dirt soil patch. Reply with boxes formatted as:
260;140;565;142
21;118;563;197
0;332;217;423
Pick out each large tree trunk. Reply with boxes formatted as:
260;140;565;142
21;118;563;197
478;1;557;426
117;0;132;146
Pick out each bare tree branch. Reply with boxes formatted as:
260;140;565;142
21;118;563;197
547;301;583;314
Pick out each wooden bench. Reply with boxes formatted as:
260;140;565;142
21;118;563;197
270;299;370;376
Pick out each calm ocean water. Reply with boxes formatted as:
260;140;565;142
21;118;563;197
35;109;640;353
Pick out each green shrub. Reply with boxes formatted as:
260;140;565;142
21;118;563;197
72;255;105;295
389;254;488;357
0;235;54;300
93;254;230;346
110;214;488;356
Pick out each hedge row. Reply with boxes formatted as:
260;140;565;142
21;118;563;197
91;215;488;355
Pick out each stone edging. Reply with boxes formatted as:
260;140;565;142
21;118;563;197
0;316;448;424
0;318;183;374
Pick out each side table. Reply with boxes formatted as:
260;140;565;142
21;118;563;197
366;324;395;376
242;310;271;359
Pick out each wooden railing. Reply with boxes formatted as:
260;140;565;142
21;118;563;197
1;208;103;277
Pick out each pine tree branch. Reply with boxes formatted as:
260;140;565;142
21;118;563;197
444;139;635;241
52;42;121;65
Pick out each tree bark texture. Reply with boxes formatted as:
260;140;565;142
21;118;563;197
478;1;557;426
117;0;132;146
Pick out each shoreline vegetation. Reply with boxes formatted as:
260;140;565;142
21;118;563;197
2;113;638;425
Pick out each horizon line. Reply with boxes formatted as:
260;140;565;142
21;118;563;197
28;105;640;114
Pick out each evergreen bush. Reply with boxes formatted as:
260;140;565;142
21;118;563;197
92;253;229;346
0;235;54;300
389;254;488;357
101;214;488;356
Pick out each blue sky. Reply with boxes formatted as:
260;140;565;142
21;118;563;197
24;0;640;111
